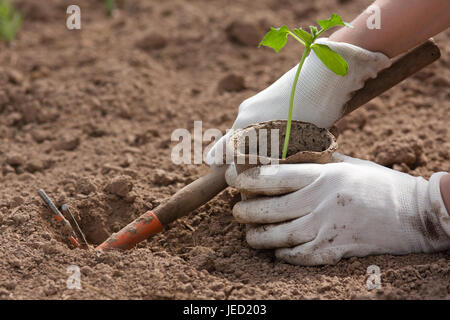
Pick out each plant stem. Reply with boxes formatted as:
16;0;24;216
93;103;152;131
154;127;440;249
287;31;305;46
282;46;311;159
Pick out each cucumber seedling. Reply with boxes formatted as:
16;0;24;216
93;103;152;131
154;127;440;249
259;13;353;159
0;0;22;43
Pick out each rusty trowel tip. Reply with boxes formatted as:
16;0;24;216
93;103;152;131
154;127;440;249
37;189;81;248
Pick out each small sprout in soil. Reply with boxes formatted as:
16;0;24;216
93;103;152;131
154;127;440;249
259;13;353;159
0;0;22;43
104;0;124;16
104;0;116;16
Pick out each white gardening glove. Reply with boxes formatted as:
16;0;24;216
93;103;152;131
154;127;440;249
226;153;450;266
206;38;391;166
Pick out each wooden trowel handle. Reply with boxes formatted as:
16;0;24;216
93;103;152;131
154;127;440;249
154;166;228;225
343;39;440;116
97;40;440;250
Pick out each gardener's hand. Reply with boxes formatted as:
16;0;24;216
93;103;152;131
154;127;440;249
226;153;450;266
206;39;391;166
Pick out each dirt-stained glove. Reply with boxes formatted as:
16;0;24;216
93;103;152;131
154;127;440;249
206;39;391;166
226;153;450;266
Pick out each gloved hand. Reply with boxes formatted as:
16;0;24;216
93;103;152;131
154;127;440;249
226;153;450;266
206;38;391;166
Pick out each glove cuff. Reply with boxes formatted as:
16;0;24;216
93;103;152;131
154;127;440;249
298;38;391;128
326;38;391;117
428;172;450;237
414;172;450;252
315;38;391;69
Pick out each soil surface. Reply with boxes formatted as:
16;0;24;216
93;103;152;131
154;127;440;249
0;0;449;300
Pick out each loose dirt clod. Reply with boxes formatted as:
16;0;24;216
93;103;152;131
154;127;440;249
31;129;51;143
136;33;167;52
218;74;246;93
5;153;25;167
153;169;178;185
25;159;45;173
105;175;133;197
7;70;24;85
76;177;97;195
188;246;216;272
226;20;261;46
54;133;80;151
371;135;427;168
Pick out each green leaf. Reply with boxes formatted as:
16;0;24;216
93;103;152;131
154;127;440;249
258;25;290;52
0;2;11;18
0;0;21;42
311;43;348;76
104;0;115;16
309;26;318;37
293;28;313;46
317;13;352;32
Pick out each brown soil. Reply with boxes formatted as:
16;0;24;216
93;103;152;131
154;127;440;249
230;120;337;174
0;0;449;300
